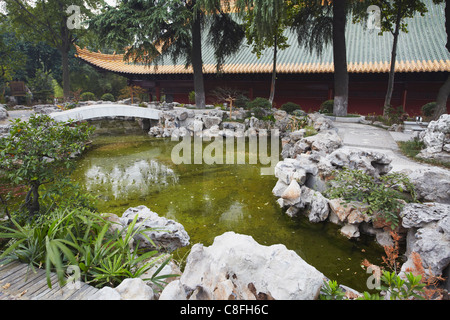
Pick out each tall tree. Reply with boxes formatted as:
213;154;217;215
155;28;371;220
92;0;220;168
90;0;244;109
355;0;427;116
236;0;290;106
332;0;348;116
433;0;450;119
0;21;27;100
4;0;102;101
291;0;349;116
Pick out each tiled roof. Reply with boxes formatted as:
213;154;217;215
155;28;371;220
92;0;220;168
76;0;450;75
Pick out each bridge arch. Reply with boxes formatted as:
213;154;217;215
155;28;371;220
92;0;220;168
49;104;161;122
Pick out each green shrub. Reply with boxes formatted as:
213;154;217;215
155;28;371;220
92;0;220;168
385;105;406;125
80;92;96;101
28;68;54;103
421;102;436;117
0;207;175;290
246;97;272;110
101;93;115;102
281;102;301;114
250;106;267;119
320;272;426;300
188;91;196;103
319;100;334;114
0;114;94;216
324;168;417;229
235;95;250;109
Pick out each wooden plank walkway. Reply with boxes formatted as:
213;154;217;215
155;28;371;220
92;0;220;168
0;259;99;300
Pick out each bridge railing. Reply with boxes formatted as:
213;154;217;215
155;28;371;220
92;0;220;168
49;104;161;122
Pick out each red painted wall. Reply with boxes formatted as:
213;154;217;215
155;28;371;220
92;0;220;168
132;73;450;116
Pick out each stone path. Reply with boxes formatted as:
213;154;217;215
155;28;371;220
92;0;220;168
0;109;34;125
332;121;445;173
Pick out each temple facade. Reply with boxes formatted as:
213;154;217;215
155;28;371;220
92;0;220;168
76;1;450;116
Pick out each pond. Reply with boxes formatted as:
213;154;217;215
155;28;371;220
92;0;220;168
71;120;385;293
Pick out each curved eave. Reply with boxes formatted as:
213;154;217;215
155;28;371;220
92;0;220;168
76;46;450;75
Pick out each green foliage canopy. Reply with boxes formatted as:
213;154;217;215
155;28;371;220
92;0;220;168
0;114;94;215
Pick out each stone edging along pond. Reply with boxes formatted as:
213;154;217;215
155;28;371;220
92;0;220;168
3;103;449;299
89;105;450;300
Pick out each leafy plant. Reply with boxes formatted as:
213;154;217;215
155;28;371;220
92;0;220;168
321;272;426;300
319;99;333;114
287;115;309;132
421;102;436;117
320;280;346;300
100;93;115;102
385;105;406;125
324;168;417;229
0;207;176;290
188;91;196;104
80;92;96;101
379;271;425;300
27;67;54;103
246;97;272;110
249;106;268;120
281;102;301;114
0;114;94;216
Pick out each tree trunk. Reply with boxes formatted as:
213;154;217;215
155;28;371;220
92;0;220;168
433;73;450;120
191;12;206;109
25;183;40;216
432;1;450;120
0;194;11;220
59;4;71;103
269;35;278;106
384;8;402;116
332;0;348;117
61;46;70;102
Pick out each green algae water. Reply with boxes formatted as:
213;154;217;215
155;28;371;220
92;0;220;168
71;121;384;293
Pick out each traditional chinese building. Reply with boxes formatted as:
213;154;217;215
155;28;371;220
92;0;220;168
76;1;450;116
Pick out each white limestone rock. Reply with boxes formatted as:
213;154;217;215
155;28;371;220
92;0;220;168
115;278;155;300
120;205;190;252
159;232;325;300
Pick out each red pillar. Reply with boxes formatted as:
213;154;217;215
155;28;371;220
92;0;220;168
402;88;408;112
155;84;161;102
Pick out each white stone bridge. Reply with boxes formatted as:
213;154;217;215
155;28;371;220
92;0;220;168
49;104;161;122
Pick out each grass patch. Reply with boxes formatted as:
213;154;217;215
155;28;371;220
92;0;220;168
398;139;450;169
322;113;362;118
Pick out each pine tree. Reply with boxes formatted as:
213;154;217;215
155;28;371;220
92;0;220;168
90;0;245;109
291;0;349;116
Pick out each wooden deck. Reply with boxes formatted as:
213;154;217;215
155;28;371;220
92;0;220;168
0;260;99;300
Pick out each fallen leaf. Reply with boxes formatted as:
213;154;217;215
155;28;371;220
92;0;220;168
2;283;11;290
18;290;28;297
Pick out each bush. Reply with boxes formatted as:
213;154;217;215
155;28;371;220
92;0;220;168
319;100;334;114
80;92;96;101
0;114;94;216
324;168;417;229
188;91;196;103
249;106;267;119
281;102;302;114
385;105;406;125
28;68;54;103
0;207;173;289
421;102;436;117
246;97;272;110
235;95;250;109
101;93;115;102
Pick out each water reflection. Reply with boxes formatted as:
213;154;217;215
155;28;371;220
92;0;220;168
219;201;245;226
84;159;179;200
